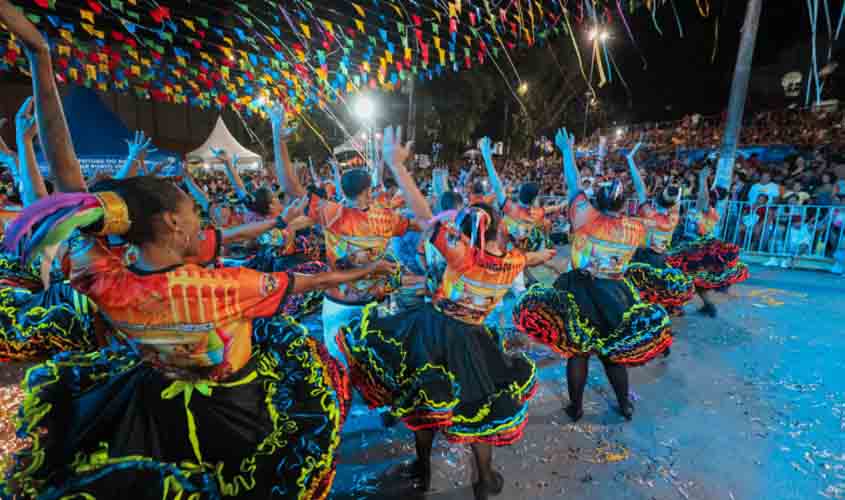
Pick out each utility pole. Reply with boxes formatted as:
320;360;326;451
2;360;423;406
406;77;416;145
714;0;763;190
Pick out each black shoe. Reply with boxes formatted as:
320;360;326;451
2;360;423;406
698;303;717;318
618;401;634;421
564;403;584;422
473;471;504;499
400;460;431;492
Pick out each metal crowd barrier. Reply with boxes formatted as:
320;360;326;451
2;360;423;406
538;196;843;270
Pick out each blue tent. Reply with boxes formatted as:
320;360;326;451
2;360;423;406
36;86;175;174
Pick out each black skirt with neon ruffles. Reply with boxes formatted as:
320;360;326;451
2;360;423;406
338;303;537;446
665;236;750;290
624;248;695;309
2;317;350;500
513;270;673;365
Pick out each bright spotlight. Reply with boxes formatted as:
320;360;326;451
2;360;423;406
588;28;598;41
599;31;610;42
616;128;624;137
353;95;375;121
517;81;528;96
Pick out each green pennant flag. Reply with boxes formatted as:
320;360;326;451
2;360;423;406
110;0;123;12
463;47;469;57
449;51;455;62
432;23;439;34
368;36;376;46
342;46;350;55
125;10;139;21
242;16;253;27
236;2;249;13
25;13;40;23
397;22;405;33
402;35;408;48
160;32;173;42
493;47;499;57
197;17;209;29
411;65;417;74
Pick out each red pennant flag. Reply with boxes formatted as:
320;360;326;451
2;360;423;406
86;0;102;15
33;0;50;8
111;31;124;41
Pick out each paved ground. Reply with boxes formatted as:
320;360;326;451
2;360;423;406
1;264;843;499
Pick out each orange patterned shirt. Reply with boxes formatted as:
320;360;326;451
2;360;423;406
66;233;292;380
637;204;680;253
306;193;410;304
569;193;648;279
430;222;526;325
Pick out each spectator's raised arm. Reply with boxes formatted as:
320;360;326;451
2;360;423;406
479;137;507;207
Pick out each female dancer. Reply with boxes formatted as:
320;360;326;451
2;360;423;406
339;127;555;499
0;96;101;361
665;168;750;317
0;9;386;497
514;129;672;422
622;142;695;313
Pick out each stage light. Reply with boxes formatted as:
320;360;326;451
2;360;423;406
599;31;610;42
353;94;376;121
616;128;624;137
517;81;528;96
588;28;598;41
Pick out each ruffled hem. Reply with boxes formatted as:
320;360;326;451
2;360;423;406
666;237;750;289
2;318;349;500
624;262;695;308
0;283;99;362
338;303;536;446
513;277;672;366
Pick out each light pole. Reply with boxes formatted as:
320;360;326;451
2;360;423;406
353;94;376;167
715;0;763;190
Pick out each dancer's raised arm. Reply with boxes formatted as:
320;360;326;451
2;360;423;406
0;0;85;192
15;97;47;205
556;128;581;203
479;137;507;207
213;149;249;201
383;126;431;221
270;103;306;198
115;131;156;180
626;142;647;206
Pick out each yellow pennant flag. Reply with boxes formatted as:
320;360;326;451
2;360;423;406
448;3;456;18
352;3;365;17
323;20;334;34
390;3;402;16
127;48;138;60
221;46;233;59
404;47;412;60
68;68;78;80
355;19;365;33
59;29;72;42
433;36;440;49
140;58;150;67
80;23;96;36
300;23;311;39
97;82;107;91
80;9;94;23
94;30;105;39
385;50;393;63
438;48;446;64
200;52;212;63
57;45;70;56
85;64;96;80
182;19;196;32
221;66;230;79
176;56;186;66
98;63;108;73
223;36;233;47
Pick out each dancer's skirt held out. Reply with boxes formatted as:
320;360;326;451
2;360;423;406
0;282;99;362
665;236;750;289
513;270;673;366
624;248;695;309
338;303;537;446
2;317;350;500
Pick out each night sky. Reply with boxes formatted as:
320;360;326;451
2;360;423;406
605;1;811;123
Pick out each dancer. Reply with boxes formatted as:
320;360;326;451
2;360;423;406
339;127;555;499
0;8;382;497
270;108;417;364
0;96;101;361
622;142;695;313
514;129;672;422
665;167;750;317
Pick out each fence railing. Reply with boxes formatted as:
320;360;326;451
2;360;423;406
539;195;843;268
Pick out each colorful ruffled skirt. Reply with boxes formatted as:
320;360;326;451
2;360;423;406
665;236;750;289
338;303;537;445
0;282;99;362
624;248;695;309
245;258;329;318
2;318;350;500
513;270;673;366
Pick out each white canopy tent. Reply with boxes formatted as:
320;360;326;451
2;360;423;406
188;116;262;170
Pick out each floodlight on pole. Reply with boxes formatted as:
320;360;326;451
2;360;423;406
353;95;376;122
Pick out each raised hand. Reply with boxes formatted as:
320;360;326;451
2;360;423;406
383;126;412;169
210;147;228;162
554;128;570;154
126;130;156;158
269;102;286;128
479;136;493;164
627;142;642;159
15;97;37;141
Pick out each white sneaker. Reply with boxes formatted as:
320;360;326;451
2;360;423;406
832;263;845;275
764;257;779;267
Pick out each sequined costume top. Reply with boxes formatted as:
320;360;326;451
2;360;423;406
569;192;648;280
429;221;526;325
306;193;410;304
637;204;680;254
257;227;297;256
683;207;720;239
373;191;404;210
499;200;550;252
64;228;286;381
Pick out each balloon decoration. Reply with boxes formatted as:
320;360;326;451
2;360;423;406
0;1;707;122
